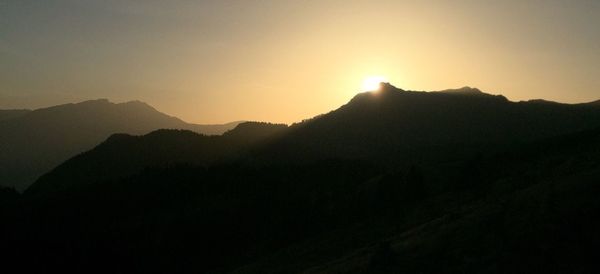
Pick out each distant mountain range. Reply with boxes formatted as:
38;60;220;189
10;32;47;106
30;84;600;195
0;99;242;191
4;84;600;274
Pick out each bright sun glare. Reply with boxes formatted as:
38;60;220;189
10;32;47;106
362;76;388;91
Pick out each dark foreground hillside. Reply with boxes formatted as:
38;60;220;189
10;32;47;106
3;125;600;274
2;86;600;274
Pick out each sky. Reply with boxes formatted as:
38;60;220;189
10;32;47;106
1;0;599;124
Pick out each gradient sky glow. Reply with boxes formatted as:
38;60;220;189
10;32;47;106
2;0;599;123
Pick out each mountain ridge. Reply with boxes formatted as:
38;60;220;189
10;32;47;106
27;85;600;194
0;99;244;191
5;85;600;274
26;122;288;195
254;84;600;163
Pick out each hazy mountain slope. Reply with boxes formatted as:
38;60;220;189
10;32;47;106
26;122;288;195
0;109;31;121
256;84;600;163
191;121;247;136
0;99;241;191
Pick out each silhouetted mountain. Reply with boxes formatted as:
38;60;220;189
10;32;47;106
192;120;246;136
0;109;31;121
232;125;600;274
221;121;288;142
437;86;484;95
4;85;600;274
26;85;600;194
0;99;242;191
27;122;287;195
584;99;600;106
0;185;19;201
8;125;600;274
256;83;600;163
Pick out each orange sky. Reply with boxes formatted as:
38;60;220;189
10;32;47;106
2;1;599;124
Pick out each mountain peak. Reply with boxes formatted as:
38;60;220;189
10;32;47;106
62;99;153;109
349;83;493;105
75;98;112;106
223;121;288;141
379;82;404;93
118;100;159;111
120;99;151;106
438;86;483;95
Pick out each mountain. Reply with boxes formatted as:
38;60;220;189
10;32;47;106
27;122;287;195
0;109;31;121
233;125;600;274
10;123;600;274
192;120;247;135
584;99;600;106
255;83;600;163
437;86;485;95
27;85;600;194
0;99;242;191
4;85;600;273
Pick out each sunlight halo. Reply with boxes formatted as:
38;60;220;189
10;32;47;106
361;76;388;91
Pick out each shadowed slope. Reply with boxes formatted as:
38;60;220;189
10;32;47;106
26;122;288;195
9;123;600;274
256;83;600;163
0;109;31;121
233;125;600;274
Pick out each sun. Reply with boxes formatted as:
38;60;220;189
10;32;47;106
361;76;388;91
